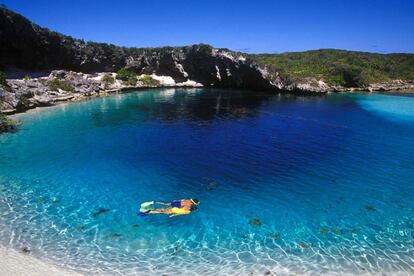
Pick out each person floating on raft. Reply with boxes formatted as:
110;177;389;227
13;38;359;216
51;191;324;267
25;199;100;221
138;199;199;217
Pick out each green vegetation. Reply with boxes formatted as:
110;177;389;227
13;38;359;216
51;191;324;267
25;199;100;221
138;75;160;86
250;49;414;87
0;113;17;133
102;74;115;89
0;71;7;86
16;94;32;111
116;69;137;86
23;74;31;81
47;78;74;91
196;44;214;54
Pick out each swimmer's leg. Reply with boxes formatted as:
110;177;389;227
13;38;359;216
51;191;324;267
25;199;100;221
138;208;172;216
148;208;174;215
153;201;172;206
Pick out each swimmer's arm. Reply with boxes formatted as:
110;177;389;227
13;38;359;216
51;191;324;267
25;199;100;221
149;208;171;214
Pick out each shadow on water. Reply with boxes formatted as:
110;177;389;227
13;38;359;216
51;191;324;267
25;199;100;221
89;88;280;127
88;88;353;194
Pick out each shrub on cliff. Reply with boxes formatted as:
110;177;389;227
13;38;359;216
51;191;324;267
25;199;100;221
0;113;17;133
47;78;74;92
341;68;369;87
102;74;115;89
0;71;7;86
138;75;160;86
331;66;372;87
16;94;33;112
116;69;137;86
196;44;214;54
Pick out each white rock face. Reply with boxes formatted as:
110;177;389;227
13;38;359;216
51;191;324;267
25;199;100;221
149;74;176;86
218;51;235;61
226;68;232;77
175;63;189;78
295;79;330;93
176;80;203;87
148;74;203;87
238;56;247;62
215;65;221;81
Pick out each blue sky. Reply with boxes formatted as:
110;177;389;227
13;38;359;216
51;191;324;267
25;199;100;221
2;0;414;53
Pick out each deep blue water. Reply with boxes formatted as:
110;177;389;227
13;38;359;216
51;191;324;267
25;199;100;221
0;89;414;275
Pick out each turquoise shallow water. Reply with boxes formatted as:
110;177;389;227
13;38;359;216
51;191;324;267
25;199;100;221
0;89;414;275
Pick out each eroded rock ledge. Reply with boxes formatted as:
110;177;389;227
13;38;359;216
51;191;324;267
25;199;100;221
0;70;205;114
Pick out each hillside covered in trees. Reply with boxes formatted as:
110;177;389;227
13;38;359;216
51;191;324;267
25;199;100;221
251;50;414;87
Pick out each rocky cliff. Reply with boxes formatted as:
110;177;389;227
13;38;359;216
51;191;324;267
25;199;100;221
0;5;277;91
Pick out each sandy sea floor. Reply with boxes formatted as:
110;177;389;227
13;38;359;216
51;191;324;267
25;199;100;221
1;248;411;276
0;246;81;276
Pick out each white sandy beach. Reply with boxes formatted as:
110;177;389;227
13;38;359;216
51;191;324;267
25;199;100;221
0;246;81;276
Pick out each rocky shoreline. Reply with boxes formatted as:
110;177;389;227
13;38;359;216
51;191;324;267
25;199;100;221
0;70;204;115
288;77;414;94
1;69;413;118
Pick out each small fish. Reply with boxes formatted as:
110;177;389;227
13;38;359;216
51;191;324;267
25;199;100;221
77;225;86;231
93;208;110;218
298;242;311;249
331;229;344;235
21;247;31;254
319;228;330;234
249;218;262;226
205;181;219;191
132;224;140;228
266;233;280;240
111;233;122;238
365;205;376;212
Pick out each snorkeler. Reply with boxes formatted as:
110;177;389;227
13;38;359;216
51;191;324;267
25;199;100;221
138;199;199;217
